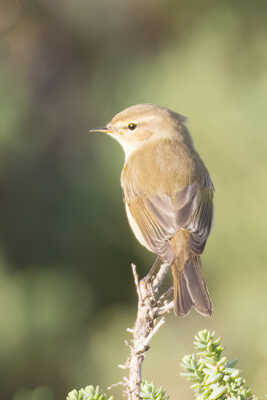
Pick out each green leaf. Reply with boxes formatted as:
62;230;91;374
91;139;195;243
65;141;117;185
225;359;238;368
140;381;168;400
180;330;257;400
209;384;227;400
66;385;113;400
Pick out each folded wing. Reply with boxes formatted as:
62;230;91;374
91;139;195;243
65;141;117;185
124;177;214;260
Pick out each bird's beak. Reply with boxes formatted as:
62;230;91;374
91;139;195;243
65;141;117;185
88;127;111;134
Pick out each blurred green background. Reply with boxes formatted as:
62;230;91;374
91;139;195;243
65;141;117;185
0;0;266;399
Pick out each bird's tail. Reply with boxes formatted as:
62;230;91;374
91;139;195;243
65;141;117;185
171;254;212;317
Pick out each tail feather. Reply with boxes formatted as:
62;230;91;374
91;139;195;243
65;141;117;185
171;255;212;317
172;265;193;316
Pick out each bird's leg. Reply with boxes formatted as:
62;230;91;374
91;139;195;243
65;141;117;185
159;286;174;303
141;256;161;286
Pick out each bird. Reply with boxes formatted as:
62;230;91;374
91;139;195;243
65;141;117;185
90;104;214;316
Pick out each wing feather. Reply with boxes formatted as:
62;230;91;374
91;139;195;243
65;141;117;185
127;196;176;263
176;180;214;254
123;170;214;260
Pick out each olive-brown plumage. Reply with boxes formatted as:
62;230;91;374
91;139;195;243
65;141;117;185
90;104;214;316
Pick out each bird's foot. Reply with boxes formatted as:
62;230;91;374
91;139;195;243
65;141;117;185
140;256;160;289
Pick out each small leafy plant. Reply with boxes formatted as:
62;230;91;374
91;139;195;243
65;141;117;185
66;385;113;400
181;330;256;400
140;381;169;400
66;382;168;400
66;330;258;400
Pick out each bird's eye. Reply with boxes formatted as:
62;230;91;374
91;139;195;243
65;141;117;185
128;122;137;131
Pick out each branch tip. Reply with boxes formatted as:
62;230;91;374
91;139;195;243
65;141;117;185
123;260;172;400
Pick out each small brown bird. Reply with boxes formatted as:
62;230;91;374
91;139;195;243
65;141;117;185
90;104;214;316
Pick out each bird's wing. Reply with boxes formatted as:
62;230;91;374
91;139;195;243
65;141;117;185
126;193;177;263
124;177;213;261
174;179;214;254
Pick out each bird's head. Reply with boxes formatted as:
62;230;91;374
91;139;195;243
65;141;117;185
89;104;187;159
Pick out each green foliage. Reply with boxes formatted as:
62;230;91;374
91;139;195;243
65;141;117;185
140;380;169;400
66;382;169;400
181;330;256;400
65;330;261;400
66;385;113;400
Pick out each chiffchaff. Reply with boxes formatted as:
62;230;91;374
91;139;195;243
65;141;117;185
90;104;214;316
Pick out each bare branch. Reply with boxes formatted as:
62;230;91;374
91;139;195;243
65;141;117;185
121;260;173;400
